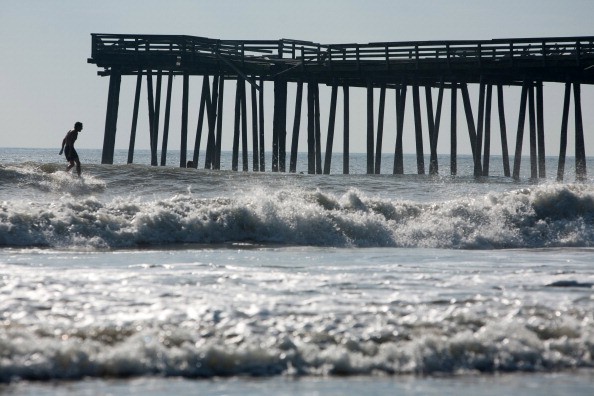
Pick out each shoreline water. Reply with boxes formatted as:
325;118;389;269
1;148;593;394
4;370;594;396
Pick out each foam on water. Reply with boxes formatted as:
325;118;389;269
0;249;592;382
2;171;594;249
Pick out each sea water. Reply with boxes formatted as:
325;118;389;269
1;148;593;395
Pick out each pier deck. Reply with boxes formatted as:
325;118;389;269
89;34;594;180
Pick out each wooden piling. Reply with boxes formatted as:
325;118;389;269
146;72;157;166
153;71;163;165
101;69;121;165
367;82;375;174
214;77;225;170
259;79;265;171
425;85;442;175
314;83;322;174
324;84;338;174
160;71;173;166
127;73;142;164
556;82;571;181
277;80;288;172
232;79;242;171
536;82;546;178
460;83;481;177
307;81;316;174
450;82;458;176
476;80;486;173
497;85;511;177
241;78;249;171
343;85;350;175
574;82;587;181
192;75;209;168
204;75;219;169
482;84;492;176
374;84;386;174
512;81;530;180
393;85;406;174
290;81;303;173
177;73;188;168
412;83;424;174
432;81;444;176
528;83;538;179
251;83;259;171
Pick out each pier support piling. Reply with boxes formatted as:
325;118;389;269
574;82;587;181
101;69;121;165
557;82;571;181
512;81;530;180
127;73;142;164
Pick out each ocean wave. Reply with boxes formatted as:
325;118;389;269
1;183;594;249
0;301;592;382
0;163;106;196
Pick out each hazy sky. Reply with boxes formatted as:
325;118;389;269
1;0;593;159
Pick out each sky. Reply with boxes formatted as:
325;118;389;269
1;0;594;160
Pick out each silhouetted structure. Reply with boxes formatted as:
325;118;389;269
89;34;594;180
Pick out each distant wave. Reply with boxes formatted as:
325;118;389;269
2;182;594;249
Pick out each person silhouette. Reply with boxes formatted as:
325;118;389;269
59;121;83;177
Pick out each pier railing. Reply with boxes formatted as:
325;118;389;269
91;33;594;79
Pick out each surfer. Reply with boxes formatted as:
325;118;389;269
59;121;83;177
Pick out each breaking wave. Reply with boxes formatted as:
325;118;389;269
2;181;594;249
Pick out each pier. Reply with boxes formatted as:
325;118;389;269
89;34;594;180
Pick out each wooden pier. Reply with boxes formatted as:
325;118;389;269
89;34;594;180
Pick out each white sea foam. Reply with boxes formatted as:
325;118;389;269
1;180;594;249
0;259;592;382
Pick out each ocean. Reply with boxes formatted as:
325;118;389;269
1;148;593;395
